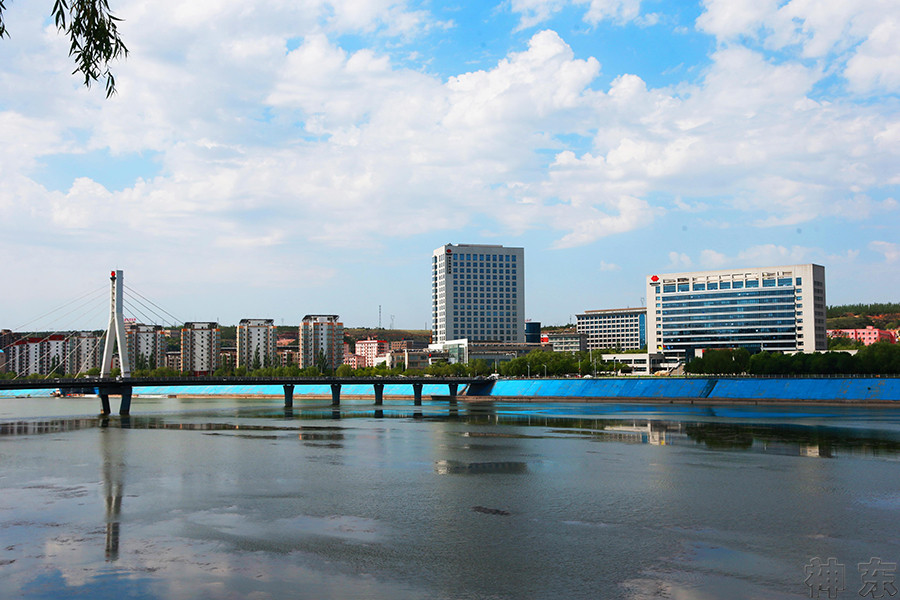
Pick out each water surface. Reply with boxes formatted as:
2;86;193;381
1;396;898;599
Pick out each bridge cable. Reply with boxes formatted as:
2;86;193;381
123;285;183;328
10;285;107;333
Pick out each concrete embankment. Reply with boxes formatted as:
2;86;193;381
3;378;898;404
474;377;900;404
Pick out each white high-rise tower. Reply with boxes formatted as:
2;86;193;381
101;270;131;377
431;243;524;344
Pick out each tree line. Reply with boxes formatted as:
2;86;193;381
685;343;900;375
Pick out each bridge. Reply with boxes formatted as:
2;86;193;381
0;376;488;415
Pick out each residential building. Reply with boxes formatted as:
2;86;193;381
0;329;17;373
125;323;166;370
356;339;389;368
576;308;647;351
7;335;67;376
299;315;344;371
68;331;103;374
180;322;220;376
165;351;181;372
647;264;826;356
545;330;587;353
828;327;896;345
278;348;299;367
432;243;524;344
237;319;277;368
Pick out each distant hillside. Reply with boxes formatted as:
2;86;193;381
827;303;900;330
345;328;432;344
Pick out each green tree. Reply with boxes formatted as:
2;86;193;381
0;0;128;96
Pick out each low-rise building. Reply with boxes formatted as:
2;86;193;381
356;339;390;367
545;330;587;353
827;326;896;345
576;308;646;351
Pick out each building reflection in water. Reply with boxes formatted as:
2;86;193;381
99;418;126;561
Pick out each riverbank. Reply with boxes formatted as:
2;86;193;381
2;376;898;405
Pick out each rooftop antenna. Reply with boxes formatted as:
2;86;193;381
378;305;382;329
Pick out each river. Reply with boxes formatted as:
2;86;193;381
1;395;899;599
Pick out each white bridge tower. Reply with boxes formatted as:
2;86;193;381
101;270;131;377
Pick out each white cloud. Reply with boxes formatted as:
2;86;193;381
697;0;900;94
870;241;900;263
509;0;643;29
668;251;692;268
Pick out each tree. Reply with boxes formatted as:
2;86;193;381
0;0;128;97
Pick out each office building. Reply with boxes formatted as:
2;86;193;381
647;264;826;355
432;243;524;344
576;308;646;350
237;319;277;368
181;322;221;376
299;315;344;371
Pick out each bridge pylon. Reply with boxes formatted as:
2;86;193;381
100;270;131;378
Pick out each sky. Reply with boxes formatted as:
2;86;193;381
1;0;898;332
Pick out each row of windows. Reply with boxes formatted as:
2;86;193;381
661;297;796;311
662;319;798;330
656;277;801;293
660;289;795;303
662;311;797;322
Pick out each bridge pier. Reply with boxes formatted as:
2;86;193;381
413;383;423;406
119;387;132;416
331;384;341;406
373;383;384;406
283;384;295;408
448;383;458;404
98;385;132;416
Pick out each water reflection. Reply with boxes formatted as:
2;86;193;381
2;404;900;460
99;419;124;561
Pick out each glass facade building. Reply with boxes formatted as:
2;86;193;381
432;243;524;344
647;264;826;355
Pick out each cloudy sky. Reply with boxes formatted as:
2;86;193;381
1;0;898;331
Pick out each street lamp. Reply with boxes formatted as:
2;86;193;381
527;363;530;378
543;365;547;378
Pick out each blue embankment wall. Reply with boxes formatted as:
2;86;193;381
485;378;900;402
2;378;898;402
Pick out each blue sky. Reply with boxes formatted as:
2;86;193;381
0;0;898;331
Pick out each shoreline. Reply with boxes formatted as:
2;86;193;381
126;392;900;407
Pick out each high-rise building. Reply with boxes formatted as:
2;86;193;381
576;308;647;350
68;331;103;374
125;323;166;370
647;264;826;355
180;322;221;375
237;319;276;369
299;315;343;371
431;243;524;344
7;335;67;376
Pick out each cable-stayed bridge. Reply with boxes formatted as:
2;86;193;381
1;270;483;415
